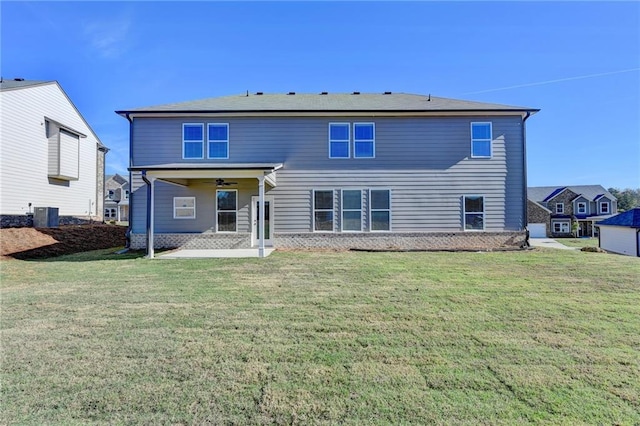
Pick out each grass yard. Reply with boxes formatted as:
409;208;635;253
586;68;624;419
555;237;599;249
1;248;639;424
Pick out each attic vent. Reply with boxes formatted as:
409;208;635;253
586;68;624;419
320;91;328;95
287;92;296;95
383;91;392;95
255;92;263;95
352;91;360;95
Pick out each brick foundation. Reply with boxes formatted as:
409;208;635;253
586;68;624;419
130;231;527;251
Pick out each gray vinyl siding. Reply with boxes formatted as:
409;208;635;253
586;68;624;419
130;115;525;233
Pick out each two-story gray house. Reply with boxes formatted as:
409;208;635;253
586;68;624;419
117;92;538;257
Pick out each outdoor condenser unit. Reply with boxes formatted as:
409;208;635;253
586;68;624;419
33;207;59;228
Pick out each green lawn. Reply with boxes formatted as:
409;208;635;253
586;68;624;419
1;248;639;425
555;237;599;248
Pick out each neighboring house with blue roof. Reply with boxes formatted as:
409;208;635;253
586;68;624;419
527;185;617;238
117;91;538;257
597;208;640;256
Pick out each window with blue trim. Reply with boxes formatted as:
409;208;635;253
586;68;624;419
354;123;375;158
208;123;229;159
471;122;492;158
329;123;350;158
183;124;204;159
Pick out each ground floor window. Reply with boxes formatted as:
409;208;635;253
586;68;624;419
105;208;116;219
342;189;362;231
217;190;237;232
463;195;485;230
552;220;570;233
370;189;391;231
314;190;334;231
174;197;196;219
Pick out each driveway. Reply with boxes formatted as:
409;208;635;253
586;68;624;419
529;238;577;250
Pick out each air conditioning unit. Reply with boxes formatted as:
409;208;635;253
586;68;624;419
33;207;59;228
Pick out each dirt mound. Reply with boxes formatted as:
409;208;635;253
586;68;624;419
1;225;127;260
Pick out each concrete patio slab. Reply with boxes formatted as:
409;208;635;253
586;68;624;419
157;248;275;259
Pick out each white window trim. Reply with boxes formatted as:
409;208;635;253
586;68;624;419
599;201;610;214
341;189;363;232
369;188;392;232
182;123;204;160
207;123;229;159
470;122;492;159
463;195;485;231
216;189;238;233
576;201;587;214
173;197;196;219
328;123;350;159
353;122;375;159
552;220;570;233
556;203;564;214
313;189;335;232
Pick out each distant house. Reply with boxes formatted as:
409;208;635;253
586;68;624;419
117;92;538;257
0;78;108;227
527;185;617;238
104;174;129;222
597;208;640;257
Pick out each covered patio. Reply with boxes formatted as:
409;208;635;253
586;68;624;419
129;163;283;259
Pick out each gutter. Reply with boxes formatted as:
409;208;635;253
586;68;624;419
522;111;532;246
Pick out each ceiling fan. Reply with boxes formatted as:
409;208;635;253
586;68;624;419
215;178;237;187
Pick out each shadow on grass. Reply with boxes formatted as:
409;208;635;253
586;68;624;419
14;247;147;262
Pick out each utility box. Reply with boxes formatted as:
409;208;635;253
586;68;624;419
33;207;59;228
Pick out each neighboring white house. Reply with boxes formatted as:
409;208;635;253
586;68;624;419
104;173;129;222
0;78;108;227
597;208;640;257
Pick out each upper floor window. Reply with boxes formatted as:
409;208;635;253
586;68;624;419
354;123;375;158
471;122;492;158
183;124;204;159
174;197;196;219
124;190;130;200
600;202;610;214
329;123;350;158
556;203;564;214
313;190;334;231
208;123;229;159
576;202;587;214
370;189;391;231
107;190;115;200
342;190;362;231
463;195;485;230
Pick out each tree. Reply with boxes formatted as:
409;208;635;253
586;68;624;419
608;188;640;212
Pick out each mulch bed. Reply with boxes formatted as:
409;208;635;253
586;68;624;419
1;224;127;260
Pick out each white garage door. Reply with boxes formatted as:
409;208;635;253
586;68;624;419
529;223;547;238
600;226;637;256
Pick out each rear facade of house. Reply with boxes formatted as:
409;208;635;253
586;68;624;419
118;92;537;254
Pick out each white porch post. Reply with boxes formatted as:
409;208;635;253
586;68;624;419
149;177;156;259
258;175;265;258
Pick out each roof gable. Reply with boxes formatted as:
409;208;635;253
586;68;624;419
597;208;640;228
529;185;616;203
0;79;52;91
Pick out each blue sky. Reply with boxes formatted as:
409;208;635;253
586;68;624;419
2;1;639;189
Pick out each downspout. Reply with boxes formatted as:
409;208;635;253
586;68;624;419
125;113;133;249
522;111;532;247
141;170;152;257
